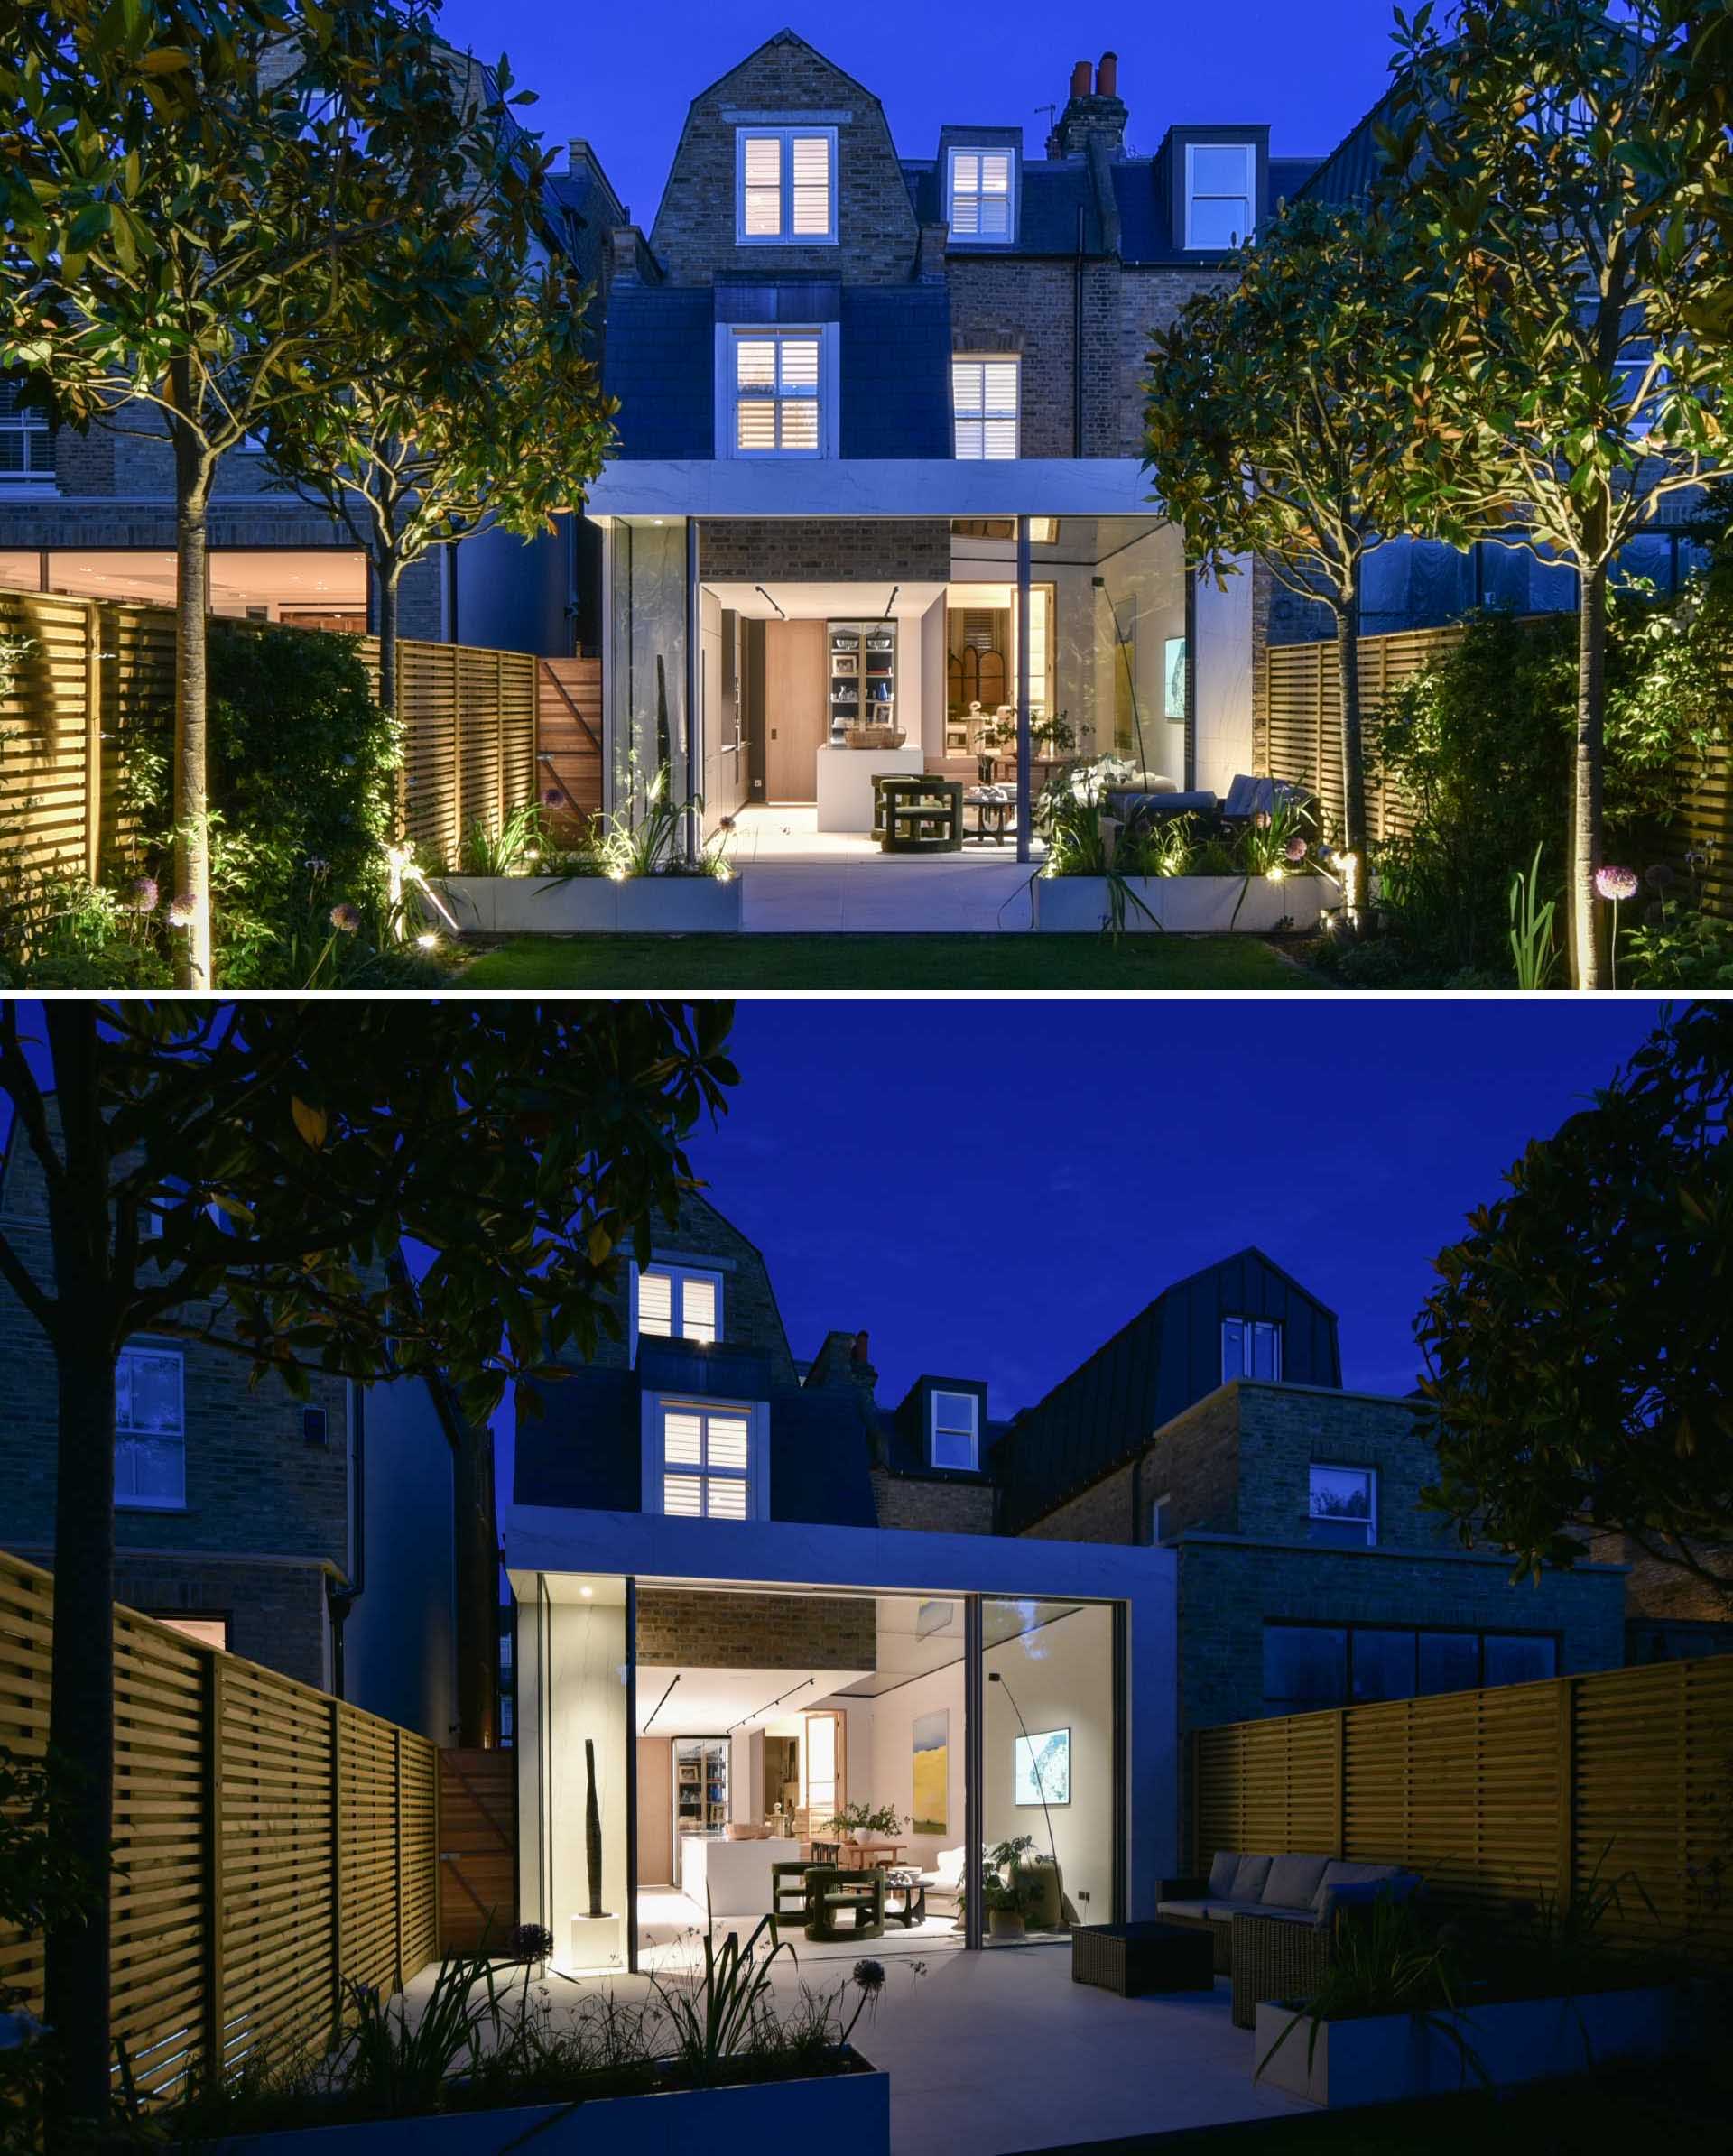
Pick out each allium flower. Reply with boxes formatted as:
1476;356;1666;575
1254;810;1272;830
852;1959;885;1994
1684;848;1709;872
1284;835;1307;863
543;788;566;808
329;902;362;934
1644;862;1674;893
166;895;197;930
123;875;158;913
1595;865;1638;902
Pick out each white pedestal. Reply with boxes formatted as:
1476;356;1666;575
815;745;926;832
568;1911;625;1971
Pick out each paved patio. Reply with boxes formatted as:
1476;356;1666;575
406;1941;1310;2155
724;805;1043;934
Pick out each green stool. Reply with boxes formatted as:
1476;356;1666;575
768;1860;817;1945
805;1865;885;1943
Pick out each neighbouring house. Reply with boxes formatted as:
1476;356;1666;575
0;1118;496;1746
573;30;1321;844
498;1193;1627;1979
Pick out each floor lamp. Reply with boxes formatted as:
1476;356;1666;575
987;1670;1060;1880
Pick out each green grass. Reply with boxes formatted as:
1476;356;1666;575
457;935;1323;991
1033;2057;1731;2155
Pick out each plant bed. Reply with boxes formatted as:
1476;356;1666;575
1252;1984;1700;2109
1033;873;1340;934
184;2052;887;2155
427;873;741;936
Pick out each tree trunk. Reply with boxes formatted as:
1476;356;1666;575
375;558;402;724
171;400;213;992
1336;603;1368;907
1571;563;1608;991
41;1012;118;2142
449;1413;497;1750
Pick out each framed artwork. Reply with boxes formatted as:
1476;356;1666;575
1014;1726;1071;1807
1163;637;1188;721
912;1708;949;1835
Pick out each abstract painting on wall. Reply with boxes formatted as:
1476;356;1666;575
1014;1726;1071;1807
912;1709;949;1835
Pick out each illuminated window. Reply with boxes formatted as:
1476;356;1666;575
732;330;824;455
952;357;1020;459
116;1341;185;1509
154;1615;227;1650
633;1263;723;1347
1184;143;1256;250
660;1403;754;1519
1309;1463;1377;1549
1221;1316;1282;1382
946;147;1015;242
737;128;836;244
931;1389;979;1470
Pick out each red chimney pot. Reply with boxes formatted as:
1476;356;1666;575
1070;59;1091;98
1097;51;1118;97
852;1329;870;1364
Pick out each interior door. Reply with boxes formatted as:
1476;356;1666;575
763;619;827;800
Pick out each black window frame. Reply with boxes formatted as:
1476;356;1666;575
1262;1618;1562;1710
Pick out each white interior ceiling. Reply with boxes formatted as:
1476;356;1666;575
703;579;947;622
638;1663;868;1735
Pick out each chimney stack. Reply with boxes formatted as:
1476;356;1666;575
1096;51;1118;97
1048;49;1128;158
1070;59;1092;98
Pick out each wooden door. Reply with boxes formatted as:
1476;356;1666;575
763;620;826;800
438;1747;517;1954
636;1735;673;1885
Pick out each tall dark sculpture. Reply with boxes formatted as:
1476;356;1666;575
585;1736;603;1920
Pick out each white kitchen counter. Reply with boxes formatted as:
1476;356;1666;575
679;1833;778;1919
815;745;926;832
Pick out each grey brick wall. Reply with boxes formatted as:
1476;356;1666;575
696;519;950;583
583;1189;798;1385
868;1470;996;1535
635;1587;876;1670
112;1552;332;1691
650;32;918;287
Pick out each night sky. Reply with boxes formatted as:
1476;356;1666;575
430;0;1407;233
683;999;1668;1418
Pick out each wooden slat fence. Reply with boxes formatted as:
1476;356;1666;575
0;1548;440;2100
0;587;539;891
537;657;604;828
1193;1653;1733;1957
437;1746;518;1955
1258;621;1733;921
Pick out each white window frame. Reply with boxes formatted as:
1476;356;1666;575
945;146;1016;244
0;378;54;488
1308;1462;1379;1549
952;356;1020;460
716;324;839;459
631;1261;724;1349
642;1393;770;1520
930;1387;979;1471
1145;1489;1172;1545
115;1339;186;1511
1183;141;1256;251
735;126;838;245
1221;1315;1283;1383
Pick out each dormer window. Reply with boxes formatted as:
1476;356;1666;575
644;1395;768;1519
1184;142;1256;250
931;1388;979;1471
633;1263;722;1348
1221;1316;1281;1383
946;147;1015;243
728;328;826;456
736;127;837;245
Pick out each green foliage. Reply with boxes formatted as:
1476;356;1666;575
820;1803;908;1839
1415;1003;1733;1597
1625;897;1733;989
459;800;550;879
0;1749;107;2149
1507;846;1559;991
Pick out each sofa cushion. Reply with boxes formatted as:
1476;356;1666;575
1157;1897;1275;1924
1309;1860;1403;1912
1230;1854;1274;1902
1207;1851;1240;1899
1261;1854;1333;1910
931;1846;966;1888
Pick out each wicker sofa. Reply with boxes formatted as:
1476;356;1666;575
1156;1851;1423;2019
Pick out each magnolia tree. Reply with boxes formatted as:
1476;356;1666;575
1144;196;1454;895
0;2;546;989
1383;0;1733;988
260;257;618;718
0;997;737;2134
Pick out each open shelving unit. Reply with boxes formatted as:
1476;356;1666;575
829;620;897;737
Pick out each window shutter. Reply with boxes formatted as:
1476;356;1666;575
790;134;831;236
742;134;783;236
638;1270;673;1336
682;1276;717;1343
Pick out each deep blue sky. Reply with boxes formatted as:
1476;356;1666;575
431;0;1405;231
683;999;1666;1417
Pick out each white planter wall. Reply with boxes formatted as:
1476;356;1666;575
1033;874;1340;934
1253;1985;1696;2109
196;2062;888;2156
429;875;742;936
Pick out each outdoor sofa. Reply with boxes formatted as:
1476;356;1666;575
1103;772;1314;830
1155;1850;1424;2017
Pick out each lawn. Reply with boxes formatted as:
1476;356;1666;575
457;935;1323;991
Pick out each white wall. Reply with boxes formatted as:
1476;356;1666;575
984;1605;1117;1922
547;1596;630;1961
1194;562;1255;795
866;1659;967;1872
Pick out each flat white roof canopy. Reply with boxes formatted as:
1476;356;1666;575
583;457;1161;520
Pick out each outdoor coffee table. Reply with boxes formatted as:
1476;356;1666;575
883;1872;927;1928
965;786;1016;847
1071;1921;1215;1997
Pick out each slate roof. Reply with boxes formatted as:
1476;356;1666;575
992;1247;1343;1533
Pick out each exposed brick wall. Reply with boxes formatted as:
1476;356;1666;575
582;1188;798;1383
948;258;1077;459
1177;1537;1627;1730
1590;1532;1733;1623
635;1587;876;1670
1018;1383;1245;1545
868;1470;995;1535
697;519;950;583
650;32;918;286
111;1553;331;1690
1232;1385;1443;1552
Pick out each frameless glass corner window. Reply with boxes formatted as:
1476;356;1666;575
1308;1464;1376;1548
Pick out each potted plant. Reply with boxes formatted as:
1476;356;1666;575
958;1836;1040;1938
820;1802;907;1848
